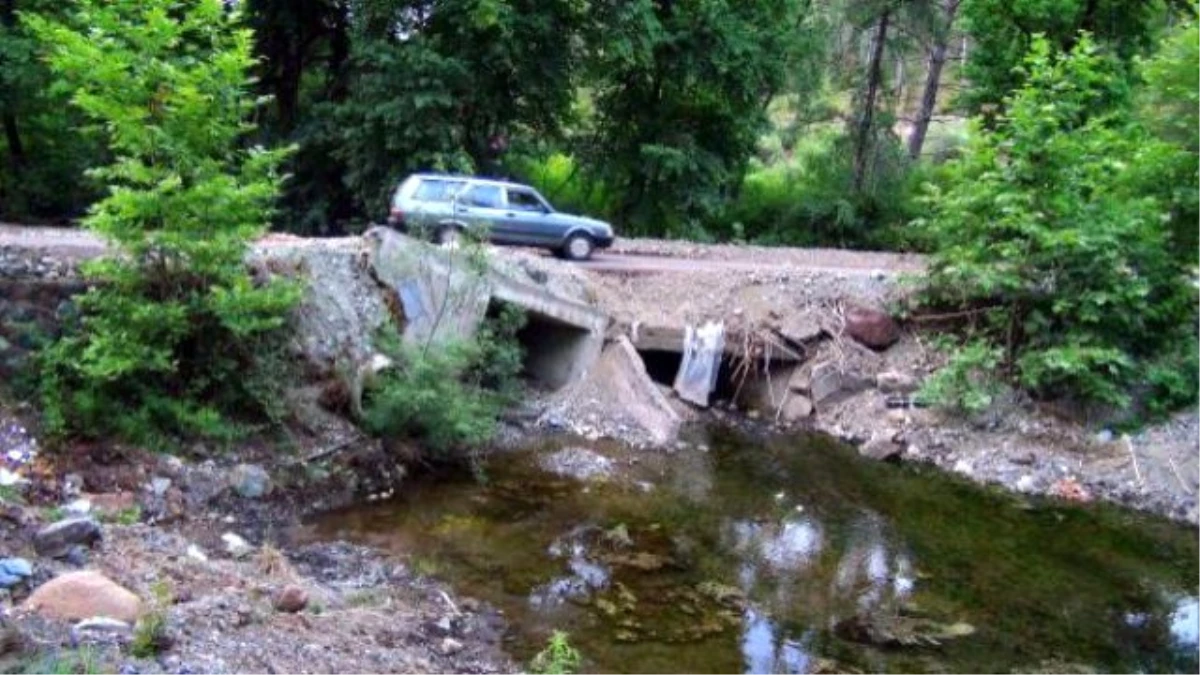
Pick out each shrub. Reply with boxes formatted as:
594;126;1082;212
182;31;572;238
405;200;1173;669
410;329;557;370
530;631;583;675
26;1;298;448
509;153;614;222
717;125;924;250
362;304;526;463
916;35;1198;421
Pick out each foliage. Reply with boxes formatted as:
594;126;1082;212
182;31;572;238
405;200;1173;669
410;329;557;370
582;0;797;237
1128;11;1199;261
26;0;299;448
959;0;1159;116
0;0;103;222
918;341;1004;413
18;647;102;675
362;304;526;462
509;152;614;222
529;630;582;675
718;126;925;249
324;0;587;220
916;35;1198;419
131;581;172;658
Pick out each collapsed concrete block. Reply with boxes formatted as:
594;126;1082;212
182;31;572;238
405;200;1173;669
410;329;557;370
582;337;681;445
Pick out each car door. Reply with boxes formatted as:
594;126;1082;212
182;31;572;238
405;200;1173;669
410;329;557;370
453;184;507;241
504;187;560;246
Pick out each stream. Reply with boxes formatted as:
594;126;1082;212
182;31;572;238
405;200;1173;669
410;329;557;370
305;427;1199;673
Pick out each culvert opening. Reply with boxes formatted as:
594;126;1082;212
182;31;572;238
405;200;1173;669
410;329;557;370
636;346;805;409
487;300;593;392
635;348;744;403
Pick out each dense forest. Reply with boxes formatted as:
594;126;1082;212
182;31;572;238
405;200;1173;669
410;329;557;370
1;0;1197;441
3;0;1195;248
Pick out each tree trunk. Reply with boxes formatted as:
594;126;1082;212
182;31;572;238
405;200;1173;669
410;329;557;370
908;0;960;159
2;112;22;170
1;0;20;169
853;7;890;192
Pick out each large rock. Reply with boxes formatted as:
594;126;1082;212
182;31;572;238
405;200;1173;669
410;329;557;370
845;305;899;350
876;371;919;394
229;464;272;499
0;558;32;588
859;436;903;462
779;395;814;422
22;571;141;623
809;363;870;407
273;585;309;613
34;518;101;559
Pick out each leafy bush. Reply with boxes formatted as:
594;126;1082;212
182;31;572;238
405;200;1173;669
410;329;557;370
510;153;614;222
362;305;526;462
26;0;298;448
717;125;925;250
530;631;583;675
918;341;1004;414
916;34;1198;420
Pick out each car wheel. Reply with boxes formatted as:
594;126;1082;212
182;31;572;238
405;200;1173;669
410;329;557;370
435;225;462;249
561;233;594;261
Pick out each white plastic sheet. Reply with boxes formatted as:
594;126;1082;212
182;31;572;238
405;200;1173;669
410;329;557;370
673;320;726;407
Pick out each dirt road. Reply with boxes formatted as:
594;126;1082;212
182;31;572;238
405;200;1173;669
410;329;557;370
0;223;927;276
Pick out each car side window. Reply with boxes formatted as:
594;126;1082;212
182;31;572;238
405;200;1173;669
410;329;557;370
461;184;503;208
506;189;544;212
413;179;464;203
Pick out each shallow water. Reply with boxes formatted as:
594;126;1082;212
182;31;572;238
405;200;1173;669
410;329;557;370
306;428;1199;673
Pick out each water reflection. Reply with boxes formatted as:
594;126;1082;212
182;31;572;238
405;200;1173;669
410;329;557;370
742;608;813;674
1170;595;1199;648
529;526;611;607
305;428;1200;674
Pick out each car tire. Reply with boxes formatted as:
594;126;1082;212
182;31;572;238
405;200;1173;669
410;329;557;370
434;225;462;248
560;233;595;261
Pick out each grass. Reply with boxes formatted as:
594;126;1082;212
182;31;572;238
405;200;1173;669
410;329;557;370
19;647;102;675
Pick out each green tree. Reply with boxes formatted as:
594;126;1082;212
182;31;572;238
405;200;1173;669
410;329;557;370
243;0;358;235
917;35;1197;417
959;0;1162;117
27;0;298;445
0;0;101;221
583;0;796;237
1129;10;1198;262
327;0;586;220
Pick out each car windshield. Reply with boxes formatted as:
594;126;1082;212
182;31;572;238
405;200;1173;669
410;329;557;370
413;179;465;203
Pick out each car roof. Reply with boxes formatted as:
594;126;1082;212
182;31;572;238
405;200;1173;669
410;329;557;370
408;173;533;191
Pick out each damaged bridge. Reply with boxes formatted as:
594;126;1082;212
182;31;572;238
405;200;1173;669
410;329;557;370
1;223;915;448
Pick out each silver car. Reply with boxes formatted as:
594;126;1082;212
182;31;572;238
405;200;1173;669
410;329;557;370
387;174;614;260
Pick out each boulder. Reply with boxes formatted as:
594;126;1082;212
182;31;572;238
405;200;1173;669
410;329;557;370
859;437;903;462
876;371;918;394
845;305;899;350
779;395;813;422
221;532;254;559
273;585;309;613
34;518;101;559
0;558;32;588
229;464;271;500
809;363;870;407
70;617;133;646
22;571;141;623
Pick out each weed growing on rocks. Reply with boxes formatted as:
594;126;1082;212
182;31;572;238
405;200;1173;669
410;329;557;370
131;581;172;658
530;630;582;675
